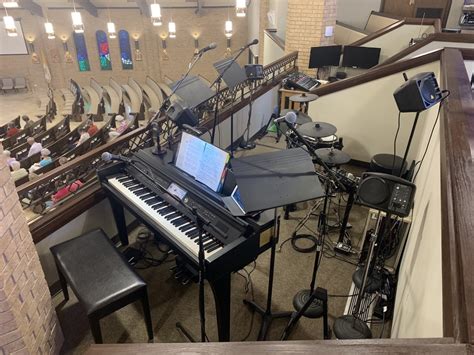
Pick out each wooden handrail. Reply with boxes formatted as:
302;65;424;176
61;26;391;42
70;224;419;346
378;33;474;66
439;48;474;344
351;17;441;47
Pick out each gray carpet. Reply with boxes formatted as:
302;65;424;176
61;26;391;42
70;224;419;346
54;136;389;354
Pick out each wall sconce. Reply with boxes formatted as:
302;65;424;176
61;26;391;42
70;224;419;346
134;39;143;61
63;40;73;63
194;37;199;55
28;41;40;64
161;37;169;61
225;38;232;58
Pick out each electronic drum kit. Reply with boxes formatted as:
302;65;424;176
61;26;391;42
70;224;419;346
285;93;351;166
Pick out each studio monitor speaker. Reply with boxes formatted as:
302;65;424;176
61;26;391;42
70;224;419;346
357;172;416;218
393;72;442;113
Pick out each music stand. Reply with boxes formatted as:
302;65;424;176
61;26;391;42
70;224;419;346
170;75;215;108
229;148;324;340
213;58;247;89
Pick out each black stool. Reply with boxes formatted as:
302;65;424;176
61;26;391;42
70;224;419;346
369;153;407;177
50;229;154;343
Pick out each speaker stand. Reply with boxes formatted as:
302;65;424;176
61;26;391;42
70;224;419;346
399;111;420;177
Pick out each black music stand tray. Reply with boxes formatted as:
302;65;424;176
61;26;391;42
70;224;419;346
170;75;215;108
230;148;324;340
213;58;248;89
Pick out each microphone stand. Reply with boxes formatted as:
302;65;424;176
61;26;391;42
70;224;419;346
210;44;249;145
148;51;206;150
279;121;345;340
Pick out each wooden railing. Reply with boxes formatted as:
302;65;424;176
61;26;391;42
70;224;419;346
439;48;474;344
19;51;298;243
350;17;441;47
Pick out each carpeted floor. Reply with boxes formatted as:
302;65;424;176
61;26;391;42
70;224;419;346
53;136;389;354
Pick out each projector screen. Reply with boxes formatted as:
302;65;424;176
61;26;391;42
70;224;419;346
0;20;29;55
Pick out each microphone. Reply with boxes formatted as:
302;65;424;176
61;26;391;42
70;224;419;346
101;152;132;163
274;111;297;124
196;42;217;55
241;39;259;49
182;124;202;136
150;121;166;156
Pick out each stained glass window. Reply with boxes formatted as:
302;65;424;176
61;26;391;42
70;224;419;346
73;32;90;72
96;30;112;70
118;30;133;70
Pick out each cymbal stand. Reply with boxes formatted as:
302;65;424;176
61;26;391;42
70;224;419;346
176;209;209;342
243;208;293;340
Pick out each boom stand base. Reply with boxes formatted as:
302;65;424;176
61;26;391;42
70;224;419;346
333;315;372;339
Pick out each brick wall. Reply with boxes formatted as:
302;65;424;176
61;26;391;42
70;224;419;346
0;151;63;354
0;7;248;91
285;0;337;74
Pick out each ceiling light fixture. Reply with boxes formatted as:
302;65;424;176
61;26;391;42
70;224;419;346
44;21;55;39
71;0;84;33
225;20;233;38
236;0;246;17
2;2;19;8
3;9;17;37
150;2;162;26
106;3;116;38
168;20;176;38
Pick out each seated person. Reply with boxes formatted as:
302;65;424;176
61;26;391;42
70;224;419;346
6;122;19;138
29;148;52;173
76;127;90;146
10;160;28;182
22;115;34;129
86;119;98;136
2;150;17;168
27;137;43;157
58;156;68;166
108;115;128;140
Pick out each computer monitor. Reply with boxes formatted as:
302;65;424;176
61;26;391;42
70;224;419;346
308;45;342;68
342;46;381;69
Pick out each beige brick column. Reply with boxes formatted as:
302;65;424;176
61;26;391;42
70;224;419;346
258;0;270;62
285;0;337;74
0;151;63;354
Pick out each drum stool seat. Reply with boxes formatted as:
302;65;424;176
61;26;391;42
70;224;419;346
369;153;407;176
50;229;154;343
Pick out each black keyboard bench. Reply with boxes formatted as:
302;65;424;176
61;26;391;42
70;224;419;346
50;229;153;343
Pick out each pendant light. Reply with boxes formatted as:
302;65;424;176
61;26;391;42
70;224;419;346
71;0;84;33
44;21;55;39
150;1;162;26
3;2;19;8
107;4;116;39
3;8;17;37
236;0;246;17
168;19;176;38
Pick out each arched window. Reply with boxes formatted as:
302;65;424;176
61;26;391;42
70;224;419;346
73;32;90;72
118;30;133;70
96;30;112;70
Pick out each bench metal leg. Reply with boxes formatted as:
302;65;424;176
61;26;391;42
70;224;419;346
88;316;103;344
141;290;154;341
56;263;69;301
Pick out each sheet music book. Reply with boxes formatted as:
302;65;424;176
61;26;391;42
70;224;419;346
175;132;230;192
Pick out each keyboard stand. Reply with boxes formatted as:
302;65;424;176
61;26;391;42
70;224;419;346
243;209;292;340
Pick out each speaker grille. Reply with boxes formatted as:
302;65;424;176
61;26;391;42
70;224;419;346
358;177;389;205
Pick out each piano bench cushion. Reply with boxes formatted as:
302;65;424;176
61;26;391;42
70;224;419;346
50;229;146;315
